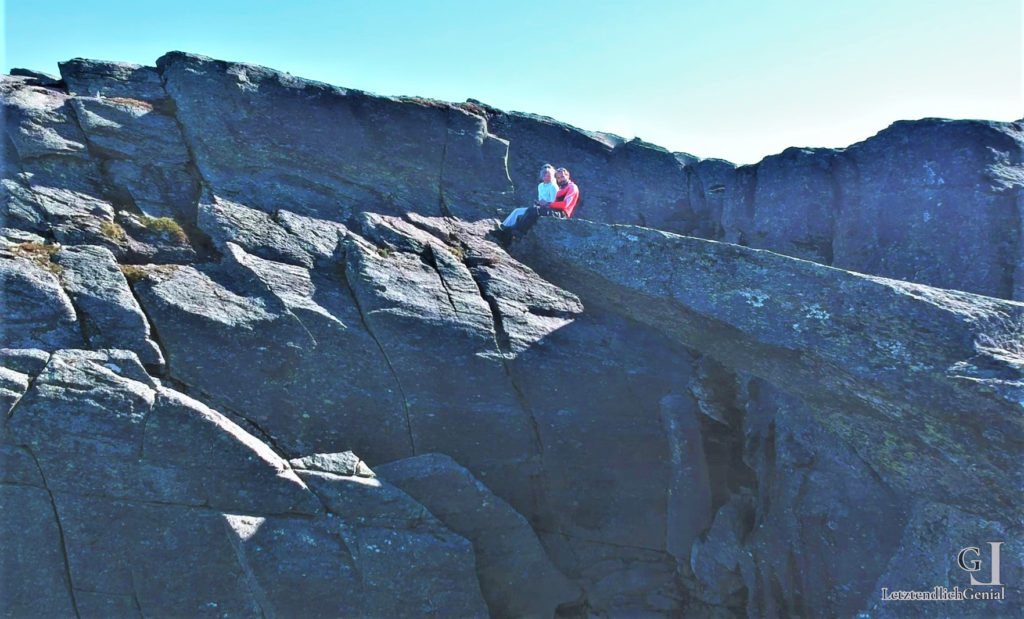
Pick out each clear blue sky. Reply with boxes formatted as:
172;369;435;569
4;1;1021;164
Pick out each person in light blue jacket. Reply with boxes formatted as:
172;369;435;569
501;164;559;230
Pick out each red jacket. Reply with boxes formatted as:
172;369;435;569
550;182;580;218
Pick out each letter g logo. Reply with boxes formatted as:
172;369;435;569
957;543;1003;586
958;547;981;572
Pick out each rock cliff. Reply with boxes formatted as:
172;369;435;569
2;52;1022;617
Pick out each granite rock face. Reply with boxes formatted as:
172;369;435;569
517;220;1024;516
0;248;83;350
379;453;582;617
59;59;202;223
52;244;164;368
1;349;488;617
483;108;1024;299
156;52;515;223
517;219;1023;614
2;52;1022;617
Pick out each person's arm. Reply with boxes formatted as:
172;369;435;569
549;184;579;214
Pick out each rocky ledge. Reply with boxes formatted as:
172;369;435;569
1;52;1022;617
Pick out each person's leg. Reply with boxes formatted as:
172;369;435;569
502;207;528;228
493;206;546;245
509;206;541;236
503;206;534;234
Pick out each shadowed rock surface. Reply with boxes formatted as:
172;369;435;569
379;453;582;617
2;51;1022;617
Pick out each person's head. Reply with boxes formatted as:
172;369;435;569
539;164;556;185
555;167;571;187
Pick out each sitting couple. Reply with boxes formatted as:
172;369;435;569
495;164;580;243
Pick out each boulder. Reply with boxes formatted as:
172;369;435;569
59;59;169;102
289;450;374;477
0;227;45;247
6;348;319;513
274;208;349;262
1;76;89;162
8;68;62;87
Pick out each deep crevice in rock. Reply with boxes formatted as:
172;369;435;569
437;131;454;219
463;264;513;355
422;245;461;319
49;270;116;367
151;64;218;258
119;273;169;377
338;249;417;455
699;411;757;514
447;248;551;523
461;258;546;461
23;446;81;619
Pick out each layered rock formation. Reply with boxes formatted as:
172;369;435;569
2;52;1022;617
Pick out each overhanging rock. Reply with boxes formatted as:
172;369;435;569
515;219;1024;519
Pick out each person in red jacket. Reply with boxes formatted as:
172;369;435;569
496;167;580;243
545;167;580;218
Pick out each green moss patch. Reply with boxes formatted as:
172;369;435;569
138;216;188;244
100;220;127;242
